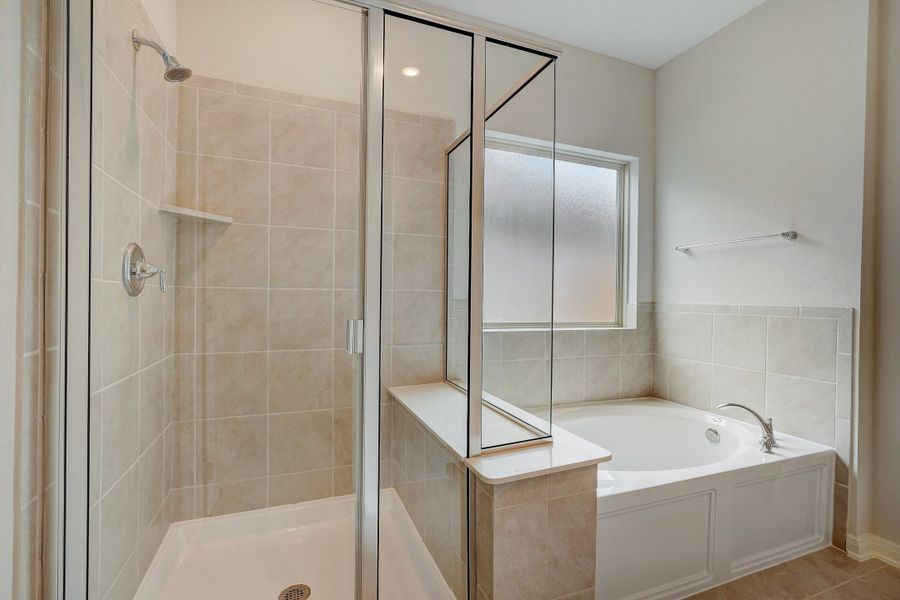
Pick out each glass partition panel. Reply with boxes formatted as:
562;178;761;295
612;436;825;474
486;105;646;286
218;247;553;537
383;14;472;599
481;42;556;449
446;142;471;389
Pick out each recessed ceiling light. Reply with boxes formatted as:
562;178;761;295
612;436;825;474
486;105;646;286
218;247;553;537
401;66;420;77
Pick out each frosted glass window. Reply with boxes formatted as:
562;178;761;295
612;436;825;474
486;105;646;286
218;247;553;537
554;158;621;324
483;147;554;324
483;146;625;325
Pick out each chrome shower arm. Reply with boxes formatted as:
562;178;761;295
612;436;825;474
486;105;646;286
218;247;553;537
131;29;191;82
132;30;168;60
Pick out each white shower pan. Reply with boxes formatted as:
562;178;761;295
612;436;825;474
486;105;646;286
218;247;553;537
136;489;454;600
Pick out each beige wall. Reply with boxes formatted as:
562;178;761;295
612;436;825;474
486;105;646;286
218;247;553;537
557;44;655;302
141;0;176;53
176;0;363;108
872;0;900;548
653;0;880;550
654;0;870;308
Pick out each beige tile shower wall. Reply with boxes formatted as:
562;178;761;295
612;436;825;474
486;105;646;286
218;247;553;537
650;303;853;547
382;111;452;388
391;402;467;599
169;74;362;520
380;110;453;488
379;111;456;590
480;304;655;410
88;0;180;598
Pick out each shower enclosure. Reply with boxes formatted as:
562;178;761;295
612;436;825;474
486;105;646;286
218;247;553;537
62;1;558;598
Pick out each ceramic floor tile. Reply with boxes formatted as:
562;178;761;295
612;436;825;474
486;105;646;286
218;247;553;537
810;566;900;600
688;549;896;600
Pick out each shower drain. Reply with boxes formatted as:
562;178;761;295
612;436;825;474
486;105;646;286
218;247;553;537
278;584;312;600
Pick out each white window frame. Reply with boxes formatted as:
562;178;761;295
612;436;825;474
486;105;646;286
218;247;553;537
483;132;639;330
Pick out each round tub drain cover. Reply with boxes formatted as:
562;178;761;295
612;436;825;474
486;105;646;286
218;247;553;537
279;584;312;600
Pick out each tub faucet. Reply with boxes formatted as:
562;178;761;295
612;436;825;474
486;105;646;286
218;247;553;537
716;403;776;453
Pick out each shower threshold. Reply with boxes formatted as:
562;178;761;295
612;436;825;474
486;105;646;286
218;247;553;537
136;489;454;599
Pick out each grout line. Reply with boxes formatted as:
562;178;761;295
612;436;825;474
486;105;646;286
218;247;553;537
802;564;887;599
265;97;273;508
190;201;198;517
331;107;337;499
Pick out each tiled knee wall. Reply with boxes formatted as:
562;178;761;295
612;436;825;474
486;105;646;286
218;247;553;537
390;401;468;599
392;399;599;600
475;466;598;600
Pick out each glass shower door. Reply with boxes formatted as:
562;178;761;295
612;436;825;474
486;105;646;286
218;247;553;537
81;1;371;598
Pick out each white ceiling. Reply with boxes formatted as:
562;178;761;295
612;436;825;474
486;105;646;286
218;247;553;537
420;0;768;69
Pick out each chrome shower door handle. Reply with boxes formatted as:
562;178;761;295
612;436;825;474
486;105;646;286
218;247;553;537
345;320;364;355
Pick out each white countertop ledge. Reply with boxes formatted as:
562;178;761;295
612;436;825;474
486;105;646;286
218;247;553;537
387;382;613;485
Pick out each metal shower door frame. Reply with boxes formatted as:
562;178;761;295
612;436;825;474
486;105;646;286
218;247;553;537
357;6;383;600
62;0;559;598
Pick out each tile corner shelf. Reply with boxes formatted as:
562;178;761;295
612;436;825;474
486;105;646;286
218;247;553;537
159;203;233;224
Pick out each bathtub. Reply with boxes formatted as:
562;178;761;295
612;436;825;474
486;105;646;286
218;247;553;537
554;399;835;600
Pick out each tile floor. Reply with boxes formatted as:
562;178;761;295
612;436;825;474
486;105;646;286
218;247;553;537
690;547;900;599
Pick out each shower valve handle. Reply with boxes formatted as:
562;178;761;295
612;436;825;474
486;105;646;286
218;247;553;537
122;242;167;296
136;261;167;292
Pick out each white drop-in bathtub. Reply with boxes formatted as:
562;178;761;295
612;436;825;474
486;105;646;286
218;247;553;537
554;399;835;600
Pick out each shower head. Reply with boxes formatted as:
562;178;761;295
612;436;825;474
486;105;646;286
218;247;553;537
162;59;192;83
132;29;192;83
